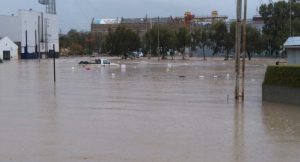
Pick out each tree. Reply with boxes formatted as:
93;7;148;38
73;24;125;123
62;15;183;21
59;29;93;56
104;26;140;57
176;27;191;60
224;22;235;60
193;27;209;60
246;25;264;60
259;1;300;56
210;21;228;56
144;25;177;59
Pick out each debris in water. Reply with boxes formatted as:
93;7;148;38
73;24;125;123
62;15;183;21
226;74;230;79
199;76;205;79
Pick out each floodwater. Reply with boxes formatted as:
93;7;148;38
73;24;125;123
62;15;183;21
0;58;299;162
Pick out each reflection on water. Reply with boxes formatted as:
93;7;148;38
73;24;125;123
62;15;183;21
233;102;245;162
262;102;300;139
0;58;299;162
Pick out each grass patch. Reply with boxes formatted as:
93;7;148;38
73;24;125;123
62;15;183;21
263;65;300;88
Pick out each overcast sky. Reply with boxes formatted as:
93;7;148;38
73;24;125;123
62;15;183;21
0;0;281;33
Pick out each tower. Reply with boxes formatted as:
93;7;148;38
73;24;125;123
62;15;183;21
39;0;56;14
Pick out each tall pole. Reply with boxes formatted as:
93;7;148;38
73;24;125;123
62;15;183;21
38;15;41;61
53;44;56;83
157;16;160;60
290;0;292;37
241;0;247;100
235;0;242;100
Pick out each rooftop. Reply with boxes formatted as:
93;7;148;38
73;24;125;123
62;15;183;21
284;37;300;48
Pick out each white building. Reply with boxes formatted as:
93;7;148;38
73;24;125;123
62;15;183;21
284;37;300;65
0;37;18;60
0;9;59;58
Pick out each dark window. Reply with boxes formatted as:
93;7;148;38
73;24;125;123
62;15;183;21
3;51;10;60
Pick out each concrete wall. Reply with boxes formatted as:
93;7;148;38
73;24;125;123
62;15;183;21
20;10;59;53
262;85;300;105
43;13;59;52
20;10;40;53
287;48;300;65
0;37;18;60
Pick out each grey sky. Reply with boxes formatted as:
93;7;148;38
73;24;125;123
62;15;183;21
0;0;279;33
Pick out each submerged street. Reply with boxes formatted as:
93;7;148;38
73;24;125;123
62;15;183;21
0;58;299;162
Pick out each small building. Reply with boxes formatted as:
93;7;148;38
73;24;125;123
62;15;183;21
0;37;18;60
284;37;300;65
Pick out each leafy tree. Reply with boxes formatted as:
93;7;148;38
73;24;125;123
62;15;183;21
176;27;191;60
210;21;228;56
224;22;235;60
259;0;300;56
192;27;209;60
246;25;264;60
104;26;140;57
144;25;177;59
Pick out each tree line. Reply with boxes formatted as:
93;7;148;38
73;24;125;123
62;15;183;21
60;1;300;59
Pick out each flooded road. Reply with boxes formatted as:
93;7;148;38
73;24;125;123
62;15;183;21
0;58;299;162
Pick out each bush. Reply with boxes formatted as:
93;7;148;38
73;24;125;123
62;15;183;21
263;66;300;88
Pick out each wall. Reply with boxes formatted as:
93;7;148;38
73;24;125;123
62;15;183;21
287;48;300;65
20;10;40;53
43;13;59;52
262;85;300;105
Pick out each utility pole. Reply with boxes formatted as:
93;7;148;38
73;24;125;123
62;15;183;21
157;16;160;60
235;0;242;100
290;0;292;37
241;0;247;100
53;44;56;83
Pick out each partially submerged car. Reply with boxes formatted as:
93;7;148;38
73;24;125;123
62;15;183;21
79;58;118;66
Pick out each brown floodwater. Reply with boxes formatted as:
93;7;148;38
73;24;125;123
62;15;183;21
0;58;299;162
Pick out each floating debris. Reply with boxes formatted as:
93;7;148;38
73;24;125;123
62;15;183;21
226;74;230;80
199;76;205;79
121;64;126;69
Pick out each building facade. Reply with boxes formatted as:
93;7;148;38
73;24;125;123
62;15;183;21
91;17;183;37
0;37;18;60
284;37;300;64
0;10;59;58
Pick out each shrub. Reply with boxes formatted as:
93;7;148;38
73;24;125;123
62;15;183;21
263;65;300;88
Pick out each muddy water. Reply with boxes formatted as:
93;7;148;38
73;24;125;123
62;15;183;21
0;58;299;162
